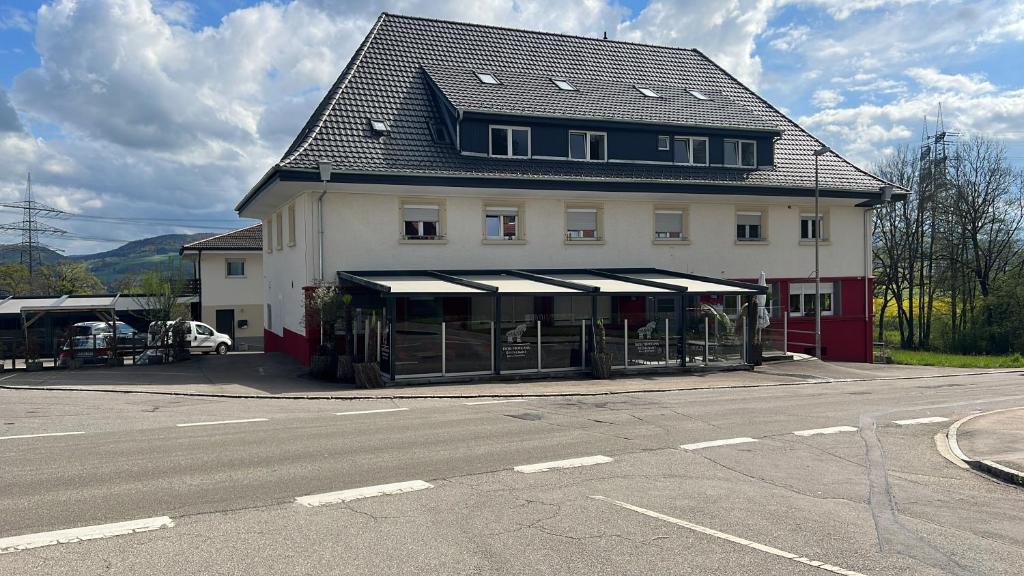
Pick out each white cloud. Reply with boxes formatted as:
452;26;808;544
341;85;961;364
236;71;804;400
906;67;995;95
811;88;844;108
0;89;23;133
766;24;810;51
0;6;33;31
784;0;927;20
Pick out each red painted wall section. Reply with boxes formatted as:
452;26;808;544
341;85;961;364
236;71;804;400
263;328;312;366
775;276;873;363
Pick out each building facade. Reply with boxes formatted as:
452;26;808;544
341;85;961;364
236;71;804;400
237;14;902;371
181;224;264;351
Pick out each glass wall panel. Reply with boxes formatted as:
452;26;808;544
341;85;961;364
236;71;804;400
500;295;539;371
683;294;746;366
595;296;626;367
628;296;679;367
444;296;494;375
380;307;392;376
541;295;589;370
394;296;443;376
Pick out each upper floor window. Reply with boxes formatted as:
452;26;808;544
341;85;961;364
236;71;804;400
402;203;442;240
476;72;500;84
566;206;600;241
657;135;670;151
673;137;709;165
800;213;825;240
274;211;283;250
287;203;296;246
789;282;835;317
264;219;272;254
552;78;576;91
636;86;659;97
569;131;606;161
654;209;686;240
725;139;757;168
226;259;245;277
484;206;520;240
490;126;530;158
736;211;763;241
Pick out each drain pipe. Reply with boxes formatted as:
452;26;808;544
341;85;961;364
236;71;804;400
317;160;333;281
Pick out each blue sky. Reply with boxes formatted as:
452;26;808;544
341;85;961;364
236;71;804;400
0;1;1022;253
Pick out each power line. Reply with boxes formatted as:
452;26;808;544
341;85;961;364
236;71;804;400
0;173;69;281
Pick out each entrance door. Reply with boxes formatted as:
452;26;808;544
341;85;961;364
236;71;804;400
215;309;235;350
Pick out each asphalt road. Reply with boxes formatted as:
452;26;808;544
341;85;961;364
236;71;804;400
1;370;1023;575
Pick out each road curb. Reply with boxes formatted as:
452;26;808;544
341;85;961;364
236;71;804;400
2;369;1023;401
946;407;1024;487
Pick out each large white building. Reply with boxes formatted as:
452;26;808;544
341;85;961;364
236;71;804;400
237;13;903;378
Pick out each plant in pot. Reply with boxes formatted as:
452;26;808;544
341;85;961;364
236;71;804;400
306;280;340;380
591;319;613;379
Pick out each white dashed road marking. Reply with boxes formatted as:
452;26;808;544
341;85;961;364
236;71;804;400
681;437;758;450
0;516;174;554
514;455;613;474
334;408;409;416
296;480;433;507
463;399;527;405
591;496;867;576
793;426;858;437
0;431;85;441
176;418;268;428
893;416;949;425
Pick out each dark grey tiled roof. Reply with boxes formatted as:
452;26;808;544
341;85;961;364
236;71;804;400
421;64;780;132
276;13;890;193
182;224;262;251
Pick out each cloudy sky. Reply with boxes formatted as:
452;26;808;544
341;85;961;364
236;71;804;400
1;0;1022;254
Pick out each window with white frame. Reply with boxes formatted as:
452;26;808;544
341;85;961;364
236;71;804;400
673;136;709;165
800;213;825;240
226;259;245;277
788;282;835;317
264;219;272;254
566;207;600;240
489;125;530;158
274;211;283;250
724;139;757;167
657;135;670;150
402;203;441;240
736;211;764;241
654;209;685;240
568;131;607;161
484;206;519;240
287;203;296;246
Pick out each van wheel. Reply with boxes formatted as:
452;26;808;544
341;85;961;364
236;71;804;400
216;343;229;355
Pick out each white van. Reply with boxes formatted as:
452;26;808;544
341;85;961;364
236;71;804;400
148;320;233;355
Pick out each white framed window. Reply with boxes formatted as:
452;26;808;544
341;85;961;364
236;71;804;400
724;139;757;167
788;282;835;317
476;72;500;84
636;86;659;97
688;89;709;100
484;206;520;240
736;211;763;241
402;203;442;240
226;259;245;277
274;211;283;250
654;209;686;240
800;213;826;240
264;219;272;254
568;130;607;161
489;125;530;158
287;203;296;246
565;206;600;241
552;78;576;91
673;137;709;165
657;135;670;151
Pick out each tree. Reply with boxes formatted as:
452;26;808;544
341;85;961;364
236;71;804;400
39;262;104;295
130;259;190;324
0;264;31;297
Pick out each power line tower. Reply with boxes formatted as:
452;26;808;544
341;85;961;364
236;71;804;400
0;172;69;286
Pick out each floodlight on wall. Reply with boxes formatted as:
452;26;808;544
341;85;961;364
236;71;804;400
318;160;333;182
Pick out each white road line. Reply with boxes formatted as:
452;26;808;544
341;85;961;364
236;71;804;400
591;496;867;576
176;418;268;428
681;437;757;450
893;416;949;425
513;455;613;474
793;426;858;437
463;399;527;406
0;516;174;554
334;408;409;416
296;480;433;507
0;431;85;441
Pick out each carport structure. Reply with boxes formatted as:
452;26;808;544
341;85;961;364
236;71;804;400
336;268;766;383
8;295;124;364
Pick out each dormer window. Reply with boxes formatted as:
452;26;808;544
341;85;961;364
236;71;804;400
569;131;607;161
489;125;530;158
552;79;576;91
428;122;450;144
724;139;757;168
476;72;500;84
636;86;659;98
673;137;709;165
369;119;390;134
688;89;710;100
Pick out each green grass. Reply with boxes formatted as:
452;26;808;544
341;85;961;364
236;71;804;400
889;349;1024;368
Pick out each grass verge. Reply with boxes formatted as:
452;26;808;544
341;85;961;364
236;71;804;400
889;349;1024;368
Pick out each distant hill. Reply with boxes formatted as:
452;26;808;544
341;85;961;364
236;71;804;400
1;233;215;290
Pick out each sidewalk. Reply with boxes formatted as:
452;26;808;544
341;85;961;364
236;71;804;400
2;352;1022;399
948;407;1024;486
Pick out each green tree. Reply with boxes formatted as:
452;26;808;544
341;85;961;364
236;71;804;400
0;264;31;297
39;262;104;295
130;259;190;323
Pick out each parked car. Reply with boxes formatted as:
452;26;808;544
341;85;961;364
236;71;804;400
58;321;145;366
147;320;232;355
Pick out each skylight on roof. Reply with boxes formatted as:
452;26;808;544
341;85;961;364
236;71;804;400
369;119;390;134
552;79;576;91
476;72;500;84
636;86;659;98
688;89;710;100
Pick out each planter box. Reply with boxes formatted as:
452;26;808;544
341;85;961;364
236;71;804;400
25;360;44;372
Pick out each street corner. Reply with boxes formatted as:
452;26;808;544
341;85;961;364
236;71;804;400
947;407;1024;487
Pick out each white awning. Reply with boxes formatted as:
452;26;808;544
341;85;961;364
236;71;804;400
622;273;758;294
369;275;486;294
541;273;672;293
457;274;581;293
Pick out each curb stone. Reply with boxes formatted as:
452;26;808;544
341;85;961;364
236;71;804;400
946;407;1024;487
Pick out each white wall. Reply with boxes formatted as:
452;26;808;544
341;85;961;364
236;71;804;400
261;191;315;338
195;250;264;341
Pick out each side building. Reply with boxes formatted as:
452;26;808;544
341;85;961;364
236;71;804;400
237;13;904;375
180;224;264;351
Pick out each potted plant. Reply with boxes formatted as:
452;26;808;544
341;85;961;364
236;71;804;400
591;319;613;379
306;280;340;380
